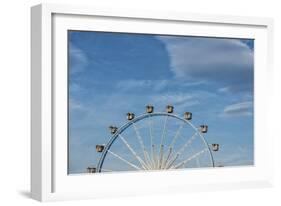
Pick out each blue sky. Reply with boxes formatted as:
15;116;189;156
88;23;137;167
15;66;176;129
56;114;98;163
68;31;254;174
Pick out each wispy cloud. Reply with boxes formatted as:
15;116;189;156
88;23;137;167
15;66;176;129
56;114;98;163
222;101;253;117
70;83;82;93
116;79;209;93
116;79;156;91
69;98;84;110
69;43;88;74
152;93;199;109
214;145;253;166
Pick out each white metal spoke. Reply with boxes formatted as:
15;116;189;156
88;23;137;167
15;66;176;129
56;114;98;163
119;134;148;169
162;122;184;168
160;116;168;146
152;144;157;169
176;132;198;157
168;122;184;149
132;123;153;168
190;146;201;168
165;154;179;169
148;115;154;153
158;116;168;169
132;123;148;162
107;150;141;170
165;132;198;168
148;115;155;167
144;150;153;169
158;145;164;169
161;147;172;169
173;148;208;169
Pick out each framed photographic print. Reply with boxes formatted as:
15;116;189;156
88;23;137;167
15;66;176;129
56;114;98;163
31;3;274;201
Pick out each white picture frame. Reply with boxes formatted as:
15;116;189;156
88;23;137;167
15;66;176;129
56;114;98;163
31;3;274;202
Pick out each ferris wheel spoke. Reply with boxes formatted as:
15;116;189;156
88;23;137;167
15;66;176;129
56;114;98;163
158;116;169;169
132;123;148;161
143;150;153;169
160;116;169;146
176;132;198;156
168;122;184;149
161;147;173;169
107;150;141;170
162;122;184;167
148;115;153;158
146;150;154;169
152;144;157;169
189;146;201;168
165;132;198;169
165;154;179;169
148;115;156;169
118;134;149;169
172;148;208;169
158;145;165;169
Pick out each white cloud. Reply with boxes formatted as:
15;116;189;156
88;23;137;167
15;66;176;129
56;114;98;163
222;101;253;117
157;36;253;93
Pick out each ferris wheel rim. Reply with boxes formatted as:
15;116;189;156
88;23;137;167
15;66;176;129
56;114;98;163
96;112;214;172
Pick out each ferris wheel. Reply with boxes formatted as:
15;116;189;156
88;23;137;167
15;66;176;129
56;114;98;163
87;105;219;173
